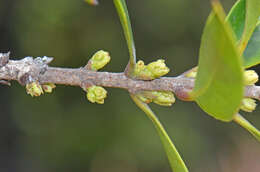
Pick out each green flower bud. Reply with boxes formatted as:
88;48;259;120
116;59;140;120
241;98;257;112
42;83;56;93
134;60;146;74
136;93;152;104
26;82;44;97
185;67;198;78
86;86;107;104
133;60;153;80
244;70;258;85
133;59;170;80
147;59;170;78
90;50;111;71
152;91;175;106
135;91;175;106
186;71;197;78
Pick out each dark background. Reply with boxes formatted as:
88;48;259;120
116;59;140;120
0;0;260;171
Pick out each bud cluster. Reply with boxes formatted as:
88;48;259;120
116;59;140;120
83;50;111;104
241;98;257;113
185;67;198;78
42;83;56;93
89;50;111;71
26;82;44;97
244;70;259;85
136;91;175;106
240;70;258;113
134;59;170;80
86;86;107;104
26;82;56;97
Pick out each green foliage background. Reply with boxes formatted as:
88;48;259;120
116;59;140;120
0;0;260;171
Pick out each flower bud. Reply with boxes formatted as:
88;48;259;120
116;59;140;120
86;86;107;104
42;83;56;93
186;71;197;78
244;70;258;85
134;60;146;74
147;59;170;78
90;50;111;71
152;91;175;106
134;59;170;80
136;94;152;104
185;67;198;78
26;82;44;97
133;60;153;80
240;98;257;112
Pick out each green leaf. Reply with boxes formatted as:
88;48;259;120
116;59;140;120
244;23;260;68
227;0;260;67
227;0;260;54
233;114;260;142
131;95;189;172
192;1;244;122
226;0;246;40
113;0;136;69
239;0;260;53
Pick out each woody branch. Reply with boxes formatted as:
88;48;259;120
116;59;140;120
0;52;259;101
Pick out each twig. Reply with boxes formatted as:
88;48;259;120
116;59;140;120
0;54;259;101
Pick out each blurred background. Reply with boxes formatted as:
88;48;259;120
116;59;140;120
0;0;260;171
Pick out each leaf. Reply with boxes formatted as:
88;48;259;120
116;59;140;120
233;114;260;142
85;0;99;6
226;0;246;40
113;0;136;69
243;23;260;68
226;0;260;54
192;1;244;122
226;0;260;67
239;0;260;53
131;95;189;172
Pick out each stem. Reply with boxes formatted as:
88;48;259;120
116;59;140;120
113;0;136;71
131;95;189;172
1;56;260;102
233;113;260;142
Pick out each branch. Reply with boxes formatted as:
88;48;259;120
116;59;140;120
0;53;259;101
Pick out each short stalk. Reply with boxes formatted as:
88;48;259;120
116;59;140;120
131;95;189;172
113;0;136;73
233;113;260;142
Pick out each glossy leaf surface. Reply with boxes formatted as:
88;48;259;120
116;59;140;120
226;0;246;40
227;0;260;67
239;0;260;53
244;23;260;67
193;2;244;122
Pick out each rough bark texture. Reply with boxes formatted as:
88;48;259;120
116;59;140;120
0;53;259;101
